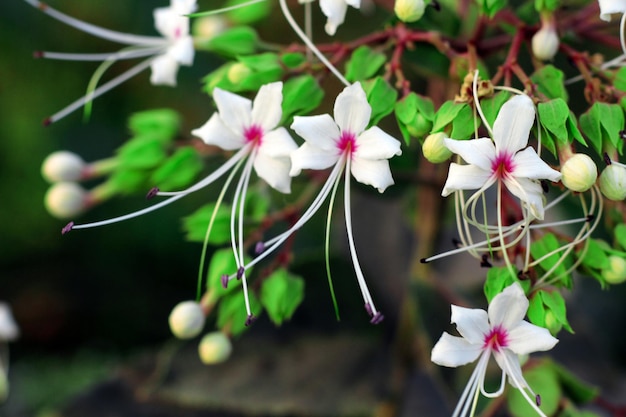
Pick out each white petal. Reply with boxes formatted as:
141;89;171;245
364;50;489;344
0;303;19;341
254;153;293;193
345;0;361;7
334;83;371;135
488;282;528;330
150;55;179;86
431;333;483;367
290;143;339;176
506;320;558;355
441;163;493;197
492;95;535;154
444;138;495;172
350;158;394;192
191;113;245;150
503;177;546;220
354;127;402;160
171;0;198;14
291;114;341;151
213;88;252;136
494;350;528;389
252;82;283;132
451;305;490;345
153;6;189;40
168;36;194;66
598;0;626;21
259;128;298;158
512;147;562;182
319;0;349;35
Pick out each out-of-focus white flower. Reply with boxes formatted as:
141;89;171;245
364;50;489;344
198;331;232;364
603;255;626;284
532;25;559;61
598;0;626;21
42;151;86;183
422;132;453;163
0;303;19;403
45;182;88;219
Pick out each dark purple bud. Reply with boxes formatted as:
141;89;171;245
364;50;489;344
480;254;492;268
236;267;245;280
61;222;74;235
535;394;541;406
370;312;384;325
364;303;373;317
146;187;159;200
517;270;530;280
245;314;257;327
254;241;265;255
604;152;612;166
430;0;441;11
221;274;229;289
43;117;52;127
619;130;626;140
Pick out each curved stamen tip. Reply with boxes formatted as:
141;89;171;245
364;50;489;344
42;117;52;127
61;221;74;235
33;51;44;59
364;303;373;317
604;152;612;166
245;314;257;327
480;255;492;268
221;274;229;289
236;267;245;280
535;394;541;406
586;214;595;222
370;312;384;325
518;270;530;280
419;258;429;264
146;187;160;200
541;180;549;194
254;241;265;255
452;238;462;248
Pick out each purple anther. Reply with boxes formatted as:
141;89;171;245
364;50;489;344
604;152;612;166
370;312;384;325
245;314;257;327
541;180;549;194
480;254;492;268
535;394;541;406
452;238;462;248
221;274;229;289
620;130;626;140
33;51;44;59
61;222;74;235
146;187;159;200
254;241;265;255
586;214;595;222
43;117;52;127
364;303;373;317
430;0;441;11
419;258;429;264
236;267;245;280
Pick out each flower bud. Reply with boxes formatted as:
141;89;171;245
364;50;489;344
0;303;19;342
44;182;88;219
192;16;227;41
532;25;559;61
423;132;453;163
41;151;85;183
198;331;232;365
168;301;205;339
560;153;597;192
227;63;253;84
599;164;626;201
602;255;626;284
394;0;425;23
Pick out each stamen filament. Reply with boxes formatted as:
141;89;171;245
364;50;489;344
37;47;166;62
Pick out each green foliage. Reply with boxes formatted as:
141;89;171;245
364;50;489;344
106;169;151;195
552;361;599;404
281;52;306;69
432;101;475;139
395;93;435;144
202;27;258;57
260;268;305;325
345;46;387;82
507;360;561;417
527;289;573;334
128;109;180;143
580;102;624;156
535;0;559;12
575;238;614;287
613;66;626;92
480;91;510;128
484;267;530;302
529;233;573;288
615;223;626;250
207;248;244;298
281;75;324;124
224;0;271;24
217;291;261;337
117;136;168;170
151;147;203;192
537;98;586;156
476;0;507;17
531;65;568;101
204;53;284;94
183;203;232;245
362;77;398;126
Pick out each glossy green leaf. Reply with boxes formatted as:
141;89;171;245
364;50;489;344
281;75;324;123
538;98;569;145
530;233;571;286
260;268;305;326
432;101;469;133
480;91;510;129
207;248;242;297
577;239;610;270
203;26;258;57
615;223;626;251
450;104;476;139
106;169;150;195
614;67;626;92
394;93;434;144
217;290;261;337
345;46;387;82
281;52;306;69
484;267;528;302
151;147;203;192
362;77;398;126
552;361;599;404
183;203;232;245
117;136;167;170
531;65;568;101
224;0;270;24
128;109;180;142
540;290;573;333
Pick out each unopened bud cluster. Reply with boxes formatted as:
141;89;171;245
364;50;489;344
41;151;90;219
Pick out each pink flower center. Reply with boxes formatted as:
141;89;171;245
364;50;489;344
483;325;509;352
244;125;263;146
491;152;515;179
337;131;357;157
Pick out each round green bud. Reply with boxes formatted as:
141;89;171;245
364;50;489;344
407;113;432;138
394;0;425;23
42;151;85;183
561;153;597;192
602;256;626;284
599;164;626;201
531;26;559;61
192;16;227;41
198;331;232;365
44;182;87;219
227;63;253;84
169;301;205;339
423;132;453;163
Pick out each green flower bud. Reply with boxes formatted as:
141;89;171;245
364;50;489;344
42;151;85;183
394;0;425;23
227;62;253;84
531;26;559;61
560;153;597;192
192;16;228;42
407;113;432;138
198;331;232;365
602;256;626;284
423;132;453;163
168;301;205;339
44;182;87;219
599;164;626;201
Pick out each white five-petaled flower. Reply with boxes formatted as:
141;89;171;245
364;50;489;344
26;0;197;124
431;283;558;417
442;94;562;220
598;0;626;21
299;0;361;35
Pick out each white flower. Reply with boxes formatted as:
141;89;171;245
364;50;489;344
598;0;626;21
0;304;18;342
431;283;558;417
25;0;197;123
442;94;562;220
300;0;361;35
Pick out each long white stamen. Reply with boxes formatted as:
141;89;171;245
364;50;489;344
278;0;350;87
46;57;155;124
472;70;493;137
24;0;165;46
452;350;490;417
480;365;507;398
38;47;166;62
499;352;547;417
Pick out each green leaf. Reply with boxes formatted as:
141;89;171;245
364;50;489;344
394;93;434;144
484;267;528;302
507;361;561;417
567;111;586;147
615;223;626;251
531;65;568;101
535;0;560;12
432;101;468;133
281;75;324;123
106;169;150;195
224;0;270;24
226;53;284;93
580;103;625;155
117;136;167;170
128;109;180;142
151;147;203;192
260;268;305;326
183;203;232;245
207;248;242;297
217;291;261;337
345;46;387;82
281;52;306;69
362;77;398;126
579;106;603;155
477;0;507;17
202;27;258;57
538;98;569;145
480;91;510;128
539;125;558;156
530;233;572;286
540;290;573;333
450;103;475;139
578;239;610;271
614;67;626;92
552;361;599;404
